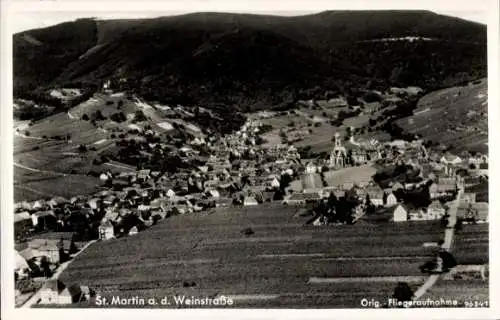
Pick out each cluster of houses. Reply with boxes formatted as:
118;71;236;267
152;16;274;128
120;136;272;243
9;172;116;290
13;109;489;305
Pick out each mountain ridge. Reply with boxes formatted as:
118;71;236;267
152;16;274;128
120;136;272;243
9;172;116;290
13;10;487;115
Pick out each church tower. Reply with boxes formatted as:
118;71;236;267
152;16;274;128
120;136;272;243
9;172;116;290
329;132;347;168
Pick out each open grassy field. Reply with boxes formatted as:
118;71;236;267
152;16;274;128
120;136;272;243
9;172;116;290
59;204;444;308
14;174;102;202
14;133;103;202
397;78;487;153
323;164;377;187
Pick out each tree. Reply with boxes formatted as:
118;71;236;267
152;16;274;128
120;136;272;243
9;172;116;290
40;256;52;278
81;114;89;121
392;282;414;303
78;144;88;152
327;192;338;208
273;189;285;201
69;238;78;255
133;110;147;122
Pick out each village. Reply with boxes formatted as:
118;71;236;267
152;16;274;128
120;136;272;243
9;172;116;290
14;110;489;306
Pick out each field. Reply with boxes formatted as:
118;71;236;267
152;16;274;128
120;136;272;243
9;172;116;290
323;164;377;187
59;204;444;308
397;78;487;153
422;223;489;305
14;172;101;202
13;92;210;202
255;105;391;154
423;279;489;306
453;224;489;265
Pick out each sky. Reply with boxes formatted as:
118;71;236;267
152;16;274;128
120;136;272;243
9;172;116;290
10;10;489;34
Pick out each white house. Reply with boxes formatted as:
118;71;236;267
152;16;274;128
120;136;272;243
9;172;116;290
14;211;31;224
269;177;281;189
385;192;398;207
99;172;111;181
137;204;151;212
98;220;114;240
166;189;176;198
15;250;30;279
88;198;100;210
128;226;139;236
41;280;64;305
32;200;48;210
426;200;446;220
243;196;258;206
392;204;408;222
305;162;317;174
440;154;462;166
207;189;220;198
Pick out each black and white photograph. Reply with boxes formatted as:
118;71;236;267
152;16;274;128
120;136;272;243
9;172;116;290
1;0;498;317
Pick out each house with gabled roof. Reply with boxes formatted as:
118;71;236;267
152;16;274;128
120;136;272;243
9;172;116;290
366;186;384;206
391;182;404;192
429;182;456;199
440;153;462;166
427;200;446;220
31;210;56;230
460;192;477;205
385;192;398;207
457;202;488;223
284;192;321;205
41;280;84;305
243;195;259;206
392;203;408;222
98;220;114;240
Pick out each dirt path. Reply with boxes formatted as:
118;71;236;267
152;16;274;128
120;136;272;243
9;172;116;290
14;162;68;177
104;161;135;171
413;187;463;299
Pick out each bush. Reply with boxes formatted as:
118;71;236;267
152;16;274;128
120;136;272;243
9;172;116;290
363;91;382;103
110;112;127;123
24;131;30;136
78;144;87;152
106;100;114;105
133;110;147;122
81;114;89;121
